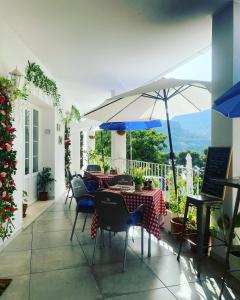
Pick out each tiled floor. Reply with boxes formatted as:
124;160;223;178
1;196;240;300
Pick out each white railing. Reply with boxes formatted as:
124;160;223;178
110;158;202;197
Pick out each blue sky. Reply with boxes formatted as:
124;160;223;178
166;48;211;81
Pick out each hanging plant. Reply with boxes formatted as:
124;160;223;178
24;61;63;118
0;77;17;240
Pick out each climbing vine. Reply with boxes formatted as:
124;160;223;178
65;125;71;168
0;77;17;240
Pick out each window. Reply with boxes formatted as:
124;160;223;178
24;108;39;175
33;110;39;173
25;110;30;175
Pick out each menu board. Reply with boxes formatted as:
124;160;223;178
201;147;232;199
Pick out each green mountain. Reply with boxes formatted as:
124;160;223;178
157;110;211;153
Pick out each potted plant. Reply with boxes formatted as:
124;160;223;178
102;161;110;174
22;190;28;218
117;130;125;136
37;167;55;201
132;167;145;192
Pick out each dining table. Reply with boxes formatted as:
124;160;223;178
84;171;116;188
91;186;167;256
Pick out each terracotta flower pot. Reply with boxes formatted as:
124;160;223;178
135;183;142;192
170;217;184;239
22;203;28;218
39;191;48;201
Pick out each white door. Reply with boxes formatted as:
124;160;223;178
24;107;40;203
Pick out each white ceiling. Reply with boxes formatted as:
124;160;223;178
0;0;229;113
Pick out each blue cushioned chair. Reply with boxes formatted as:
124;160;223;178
70;177;96;241
92;191;144;272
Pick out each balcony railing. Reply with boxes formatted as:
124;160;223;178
110;158;202;197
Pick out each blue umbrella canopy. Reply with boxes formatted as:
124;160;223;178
100;119;162;131
213;81;240;118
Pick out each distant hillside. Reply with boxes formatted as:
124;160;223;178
157;110;211;153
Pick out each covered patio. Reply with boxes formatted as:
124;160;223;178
1;1;240;300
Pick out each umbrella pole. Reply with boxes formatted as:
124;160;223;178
100;131;104;163
130;131;133;161
163;90;178;199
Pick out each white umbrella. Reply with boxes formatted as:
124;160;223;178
84;77;211;196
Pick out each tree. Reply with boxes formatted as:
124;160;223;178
95;130;111;157
126;130;167;163
95;129;168;164
176;150;206;168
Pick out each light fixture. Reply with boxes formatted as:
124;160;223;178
9;66;22;88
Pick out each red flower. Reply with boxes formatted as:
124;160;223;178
10;180;15;186
10;207;16;212
3;215;8;221
0;96;5;103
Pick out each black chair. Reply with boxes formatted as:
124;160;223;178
86;164;101;172
65;168;74;206
92;191;144;272
70;177;96;240
112;175;133;186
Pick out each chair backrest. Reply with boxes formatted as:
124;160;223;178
86;164;101;172
95;192;130;232
201;146;232;199
113;175;133;186
71;177;88;200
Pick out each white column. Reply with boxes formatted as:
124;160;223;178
212;1;240;259
70;123;80;173
185;153;193;195
111;131;126;173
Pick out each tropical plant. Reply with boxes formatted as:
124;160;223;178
64;105;81;125
131;168;145;185
102;161;110;173
37;167;55;192
65;125;71;168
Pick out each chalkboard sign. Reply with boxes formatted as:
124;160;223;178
201;147;232;199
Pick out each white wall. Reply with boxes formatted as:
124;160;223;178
111;131;126;172
0;18;66;246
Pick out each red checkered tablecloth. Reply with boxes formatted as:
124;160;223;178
91;188;167;240
84;171;115;188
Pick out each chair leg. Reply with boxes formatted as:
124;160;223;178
69;195;73;208
70;211;78;241
82;214;88;232
141;225;144;259
65;187;70;204
92;229;98;265
177;200;189;261
123;230;129;272
148;233;151;257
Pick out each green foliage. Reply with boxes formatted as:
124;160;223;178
94;129;168;164
25;62;62;115
176;150;207;168
22;190;28;204
102;161;110;173
127;130;167;163
0;76;28;101
37;167;55;192
65;126;71;167
131;167;146;185
64;105;81;125
95;131;111;157
0;80;18;240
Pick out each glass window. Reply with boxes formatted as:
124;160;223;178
25;110;30;175
32;110;39;173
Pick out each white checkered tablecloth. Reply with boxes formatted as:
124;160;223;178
91;188;167;240
84;171;115;188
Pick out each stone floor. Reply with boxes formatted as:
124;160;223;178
1;196;240;300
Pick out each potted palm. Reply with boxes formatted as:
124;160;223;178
132;167;145;192
22;190;28;218
102;161;110;174
37;167;55;201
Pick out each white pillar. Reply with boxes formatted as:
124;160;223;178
70;123;80;173
212;2;240;260
185;153;193;195
111;131;126;173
